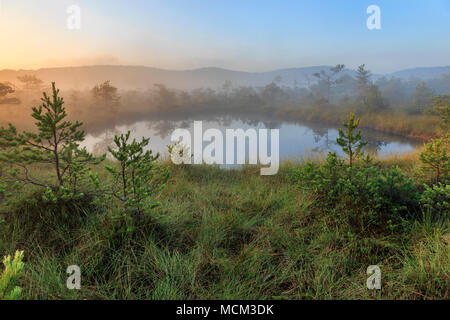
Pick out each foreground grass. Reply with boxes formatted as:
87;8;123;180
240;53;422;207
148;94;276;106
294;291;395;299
0;158;448;300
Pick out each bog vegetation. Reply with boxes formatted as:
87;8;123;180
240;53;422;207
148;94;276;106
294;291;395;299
0;81;448;300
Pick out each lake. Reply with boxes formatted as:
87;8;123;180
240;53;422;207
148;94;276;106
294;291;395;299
82;118;421;163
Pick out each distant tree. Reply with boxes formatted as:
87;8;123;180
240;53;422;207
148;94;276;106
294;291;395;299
17;74;44;92
365;84;387;112
333;74;358;99
354;65;387;111
336;113;367;167
313;64;345;102
0;83;20;104
377;77;407;105
153;83;178;109
92;80;120;111
356;64;372;100
425;73;450;95
411;81;434;114
69;89;81;105
222;80;233;94
0;83;14;97
260;82;285;102
230;86;260;109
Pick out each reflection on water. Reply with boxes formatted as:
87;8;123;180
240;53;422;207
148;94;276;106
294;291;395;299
83;118;421;161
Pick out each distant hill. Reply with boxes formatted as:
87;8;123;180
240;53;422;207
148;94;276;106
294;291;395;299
387;66;450;80
0;65;449;91
0;65;342;90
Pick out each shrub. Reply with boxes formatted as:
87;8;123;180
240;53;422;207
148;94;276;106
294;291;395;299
420;183;449;222
289;153;419;229
367;165;419;216
288;152;344;206
0;250;24;300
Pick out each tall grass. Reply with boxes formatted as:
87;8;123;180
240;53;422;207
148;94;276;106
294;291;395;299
0;154;448;300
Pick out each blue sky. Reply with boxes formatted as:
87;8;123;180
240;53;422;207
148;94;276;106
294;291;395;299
1;0;449;72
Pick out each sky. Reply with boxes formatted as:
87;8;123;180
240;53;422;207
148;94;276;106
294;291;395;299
0;0;449;73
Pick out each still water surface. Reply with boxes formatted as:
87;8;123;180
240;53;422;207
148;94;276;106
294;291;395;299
82;119;421;162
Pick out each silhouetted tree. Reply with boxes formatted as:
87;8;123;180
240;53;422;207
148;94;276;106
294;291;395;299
0;83;14;97
313;64;345;102
0;83;20;104
92;80;120;111
356;64;372;100
17;75;44;92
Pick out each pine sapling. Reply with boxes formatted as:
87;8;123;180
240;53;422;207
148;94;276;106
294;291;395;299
336;113;368;167
0;250;24;300
101;131;170;232
0;82;104;200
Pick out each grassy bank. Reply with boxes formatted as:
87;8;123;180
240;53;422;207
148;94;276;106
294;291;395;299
0;155;448;300
279;106;442;141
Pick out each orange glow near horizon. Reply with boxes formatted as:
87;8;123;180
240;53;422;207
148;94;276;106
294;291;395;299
0;0;449;73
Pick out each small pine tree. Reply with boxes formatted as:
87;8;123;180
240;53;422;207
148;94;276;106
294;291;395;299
433;94;450;133
0;82;104;199
100;131;170;231
0;250;24;300
419;95;450;184
336;113;368;167
419;138;449;184
356;64;372;98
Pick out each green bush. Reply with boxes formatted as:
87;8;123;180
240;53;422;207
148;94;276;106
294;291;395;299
420;183;449;222
289;152;419;229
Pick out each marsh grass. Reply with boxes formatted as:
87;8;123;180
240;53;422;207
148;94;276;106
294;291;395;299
280;107;442;140
0;155;448;300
